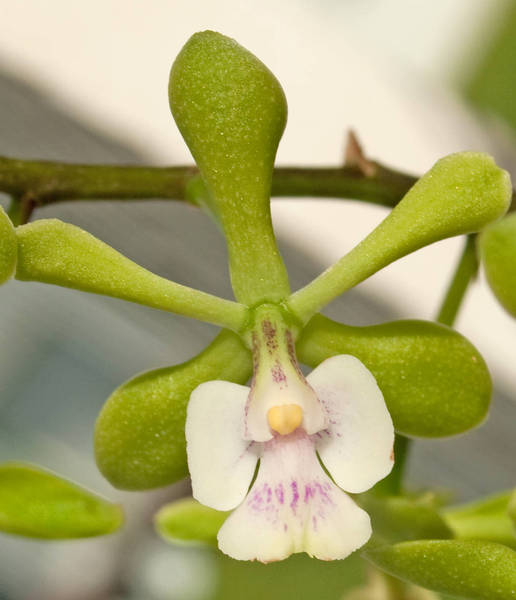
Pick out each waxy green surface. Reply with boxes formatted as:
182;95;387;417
0;205;16;284
289;152;512;322
155;498;228;546
170;31;290;305
95;330;252;490
297;315;491;437
444;491;516;548
0;463;122;539
480;212;516;317
15;219;246;331
366;540;516;600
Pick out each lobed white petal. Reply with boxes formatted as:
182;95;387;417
307;354;394;494
217;429;371;562
186;380;259;511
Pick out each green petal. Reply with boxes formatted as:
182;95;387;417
155;498;228;546
366;540;516;600
170;31;290;305
358;494;452;544
297;315;491;437
95;330;252;490
0;205;17;284
0;462;123;539
480;212;516;317
444;491;516;548
15;219;247;330
289;152;512;322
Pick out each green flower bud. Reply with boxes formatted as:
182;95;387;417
155;498;228;546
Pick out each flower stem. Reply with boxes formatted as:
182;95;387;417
436;235;479;327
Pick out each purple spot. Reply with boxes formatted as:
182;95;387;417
304;484;316;503
266;485;272;503
275;484;285;504
314;481;335;506
284;523;288;532
290;480;299;513
312;516;317;531
262;320;278;353
271;361;287;385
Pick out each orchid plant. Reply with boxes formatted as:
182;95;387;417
0;30;516;599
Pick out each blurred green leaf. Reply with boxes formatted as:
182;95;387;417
0;205;16;284
509;491;516;526
95;329;252;490
479;213;516;317
215;552;365;600
155;498;228;546
170;30;290;305
15;219;247;330
464;1;516;135
444;491;516;548
0;462;123;539
366;540;516;600
358;494;452;544
297;316;491;437
289;152;511;322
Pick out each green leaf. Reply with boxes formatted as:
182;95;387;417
289;152;512;323
297;315;491;437
15;219;247;330
0;205;16;284
170;30;290;305
95;329;252;490
443;491;516;548
155;498;228;546
366;540;516;600
0;462;123;539
358;494;453;544
479;213;516;317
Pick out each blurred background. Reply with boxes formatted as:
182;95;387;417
0;1;516;598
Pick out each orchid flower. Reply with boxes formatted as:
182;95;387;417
186;305;394;562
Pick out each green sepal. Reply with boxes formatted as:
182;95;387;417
365;540;516;600
15;219;247;330
297;315;491;437
0;462;123;539
170;31;290;305
155;498;228;546
289;152;512;322
0;205;17;284
444;490;516;548
479;212;516;317
95;330;252;490
358;493;453;544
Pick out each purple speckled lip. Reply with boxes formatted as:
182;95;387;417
240;429;340;541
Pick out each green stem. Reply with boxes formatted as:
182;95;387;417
436;235;479;327
0;155;514;212
0;156;417;208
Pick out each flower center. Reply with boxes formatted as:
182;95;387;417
267;404;303;435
